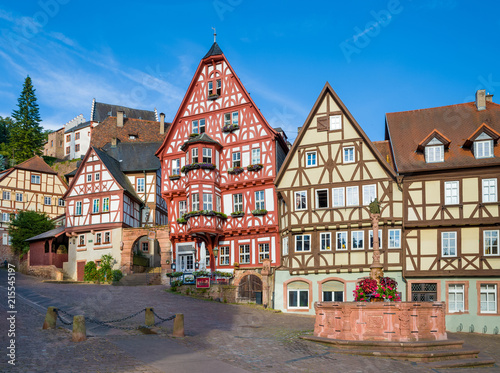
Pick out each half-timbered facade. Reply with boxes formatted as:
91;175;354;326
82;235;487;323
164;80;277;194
63;142;167;280
156;42;288;304
386;90;500;334
0;156;67;264
275;83;404;314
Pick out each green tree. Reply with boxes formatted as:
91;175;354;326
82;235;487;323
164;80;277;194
8;210;55;257
0;116;13;145
10;76;45;164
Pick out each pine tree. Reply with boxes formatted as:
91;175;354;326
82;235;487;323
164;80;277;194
10;76;45;164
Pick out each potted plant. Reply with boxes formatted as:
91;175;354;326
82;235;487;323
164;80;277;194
222;123;240;133
169;174;181;180
231;211;244;218
251;209;267;216
228;166;244;175
247;164;263;172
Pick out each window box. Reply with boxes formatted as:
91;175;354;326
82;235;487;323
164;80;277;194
169;175;181;180
251;209;267;216
247;164;263;172
231;211;245;218
181;163;216;173
182;210;227;220
222;123;240;133
189;133;199;138
228;166;244;175
207;93;219;100
176;218;187;224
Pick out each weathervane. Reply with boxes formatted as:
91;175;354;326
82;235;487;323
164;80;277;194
212;27;216;43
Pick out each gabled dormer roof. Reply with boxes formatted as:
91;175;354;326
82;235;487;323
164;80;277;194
203;42;223;59
180;133;222;151
416;129;451;152
463;123;500;148
276;82;397;186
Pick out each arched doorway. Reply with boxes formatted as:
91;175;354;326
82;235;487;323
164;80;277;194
238;274;262;301
131;236;162;269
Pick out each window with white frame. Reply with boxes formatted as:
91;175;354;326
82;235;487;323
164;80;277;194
232;152;241;167
336;232;347;250
142;242;149;252
320;232;331;251
75;201;82;215
295;191;307;210
192;148;199;163
444;181;459;205
216;195;221;212
15;193;22;202
316;189;328;209
202;148;212;163
192;193;199;211
259;243;270;262
224;111;239;125
288;282;309;309
2;233;8;245
87;174;92;182
322;280;344;302
251;148;261;165
44;196;51;205
448;284;465;313
346;186;359;206
207;81;213;97
306;151;317;167
388;229;401;248
2;191;10;200
95;172;100;181
172;159;180;175
332;187;345;207
369;230;382;249
216;79;222;95
104;232;111;243
474;139;493;159
92;199;99;213
352;231;364;250
137;178;145;193
484;230;499;256
192;119;199;134
79;234;85;246
239;244;250;264
480;284;497;313
2;213;10;222
199;119;206;134
255;190;265;210
58;198;65;207
343;147;355;163
329;115;342;130
482;178;497;203
31;175;40;184
179;200;187;216
95;233;102;245
442;232;457;257
205;248;210;267
203;193;213;211
102;197;109;212
295;235;311;252
233;193;243;212
425;145;444;163
220;246;230;265
362;184;377;205
282;236;289;255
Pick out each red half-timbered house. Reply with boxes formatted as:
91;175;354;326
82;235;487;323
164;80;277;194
156;42;288;303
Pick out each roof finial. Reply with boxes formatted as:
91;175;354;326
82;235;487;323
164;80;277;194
212;27;216;43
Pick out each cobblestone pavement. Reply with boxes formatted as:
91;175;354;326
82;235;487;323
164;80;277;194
1;270;499;373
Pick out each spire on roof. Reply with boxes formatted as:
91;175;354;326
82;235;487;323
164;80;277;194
203;42;223;59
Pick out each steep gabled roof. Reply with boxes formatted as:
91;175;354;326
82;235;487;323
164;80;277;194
91;100;157;122
101;142;162;172
91;116;169;148
386;101;500;173
15;156;58;175
416;129;452;152
276;82;396;186
463;123;500;148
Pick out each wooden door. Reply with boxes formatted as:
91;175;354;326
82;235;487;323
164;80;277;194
77;261;86;282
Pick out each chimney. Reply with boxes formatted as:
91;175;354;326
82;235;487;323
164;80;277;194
160;113;165;134
117;110;124;127
486;93;494;103
111;137;117;148
476;90;486;111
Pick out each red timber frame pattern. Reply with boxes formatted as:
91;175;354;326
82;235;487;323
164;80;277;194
156;44;288;273
64;148;141;234
275;82;403;275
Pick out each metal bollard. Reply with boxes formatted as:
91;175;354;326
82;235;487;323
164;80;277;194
145;307;155;327
173;313;185;337
72;315;87;342
42;307;57;329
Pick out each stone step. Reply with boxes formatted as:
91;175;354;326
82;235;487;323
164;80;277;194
425;356;496;369
301;336;465;351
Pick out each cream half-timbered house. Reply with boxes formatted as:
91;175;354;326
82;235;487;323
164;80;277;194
63;142;167;281
386;90;500;334
156;43;288;304
0;156;67;264
275;83;404;313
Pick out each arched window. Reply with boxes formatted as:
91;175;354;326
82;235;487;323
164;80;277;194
322;280;344;302
287;281;309;309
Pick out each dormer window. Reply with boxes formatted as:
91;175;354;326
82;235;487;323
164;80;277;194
425;139;444;163
474;133;494;159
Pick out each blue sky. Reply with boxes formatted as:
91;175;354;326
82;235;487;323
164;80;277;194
0;0;499;143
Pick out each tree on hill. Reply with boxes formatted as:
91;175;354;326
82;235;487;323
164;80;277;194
10;76;45;164
8;210;55;257
0;116;13;170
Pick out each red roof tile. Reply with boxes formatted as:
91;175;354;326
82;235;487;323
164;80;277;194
15;156;58;174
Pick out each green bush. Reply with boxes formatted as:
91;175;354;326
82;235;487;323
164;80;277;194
83;261;97;282
112;269;123;282
170;279;183;291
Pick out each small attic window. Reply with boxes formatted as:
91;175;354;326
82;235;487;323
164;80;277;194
474;133;493;159
425;138;444;163
129;134;138;140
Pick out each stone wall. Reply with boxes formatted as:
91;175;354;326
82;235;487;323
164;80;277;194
174;284;237;303
25;265;64;280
